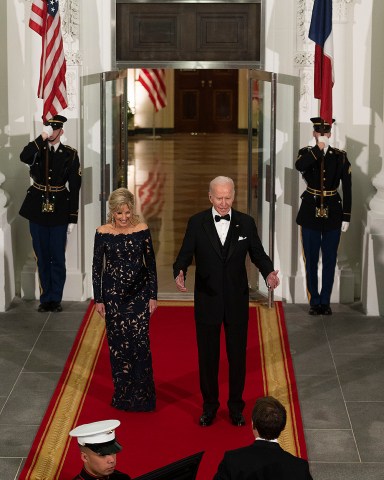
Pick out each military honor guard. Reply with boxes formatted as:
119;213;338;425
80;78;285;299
296;117;352;315
19;115;81;312
69;419;131;479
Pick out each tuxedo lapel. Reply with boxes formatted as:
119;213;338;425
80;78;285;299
202;211;222;258
226;210;241;262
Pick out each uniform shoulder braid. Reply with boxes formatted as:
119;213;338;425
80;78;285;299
63;144;77;152
332;146;346;154
296;146;312;158
299;146;312;153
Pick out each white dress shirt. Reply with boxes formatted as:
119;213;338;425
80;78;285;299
212;208;231;245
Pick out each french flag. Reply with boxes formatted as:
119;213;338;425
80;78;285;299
309;0;334;125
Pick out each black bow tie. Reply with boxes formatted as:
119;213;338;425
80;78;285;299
215;214;230;222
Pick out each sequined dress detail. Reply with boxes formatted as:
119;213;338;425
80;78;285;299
92;229;157;411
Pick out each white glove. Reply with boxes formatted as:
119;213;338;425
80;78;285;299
42;125;53;137
317;135;329;148
67;223;75;235
341;221;349;232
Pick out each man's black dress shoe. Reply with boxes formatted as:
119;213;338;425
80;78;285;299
321;304;332;315
50;302;63;312
229;412;246;426
38;303;51;313
308;305;321;315
199;411;216;427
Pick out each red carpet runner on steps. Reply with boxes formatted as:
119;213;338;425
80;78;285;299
20;301;307;480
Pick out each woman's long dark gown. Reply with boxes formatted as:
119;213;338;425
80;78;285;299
92;229;157;411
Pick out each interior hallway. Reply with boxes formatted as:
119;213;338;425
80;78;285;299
1;133;384;478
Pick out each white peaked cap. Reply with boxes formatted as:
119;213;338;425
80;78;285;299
69;419;121;446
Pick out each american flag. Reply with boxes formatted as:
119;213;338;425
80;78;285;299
309;0;334;125
29;0;68;122
138;69;167;112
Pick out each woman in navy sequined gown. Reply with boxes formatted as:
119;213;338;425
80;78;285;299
92;188;158;411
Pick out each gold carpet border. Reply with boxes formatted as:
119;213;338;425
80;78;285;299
256;302;301;458
24;301;302;477
158;300;194;307
25;305;106;480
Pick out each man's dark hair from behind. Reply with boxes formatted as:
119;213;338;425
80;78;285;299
252;396;287;440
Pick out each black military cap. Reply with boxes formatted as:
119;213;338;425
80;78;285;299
44;115;67;130
310;117;335;133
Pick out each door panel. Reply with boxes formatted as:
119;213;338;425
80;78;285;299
175;69;238;133
115;2;261;64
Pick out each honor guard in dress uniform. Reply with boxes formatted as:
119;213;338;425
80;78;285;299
69;419;131;480
296;117;352;315
19;115;82;312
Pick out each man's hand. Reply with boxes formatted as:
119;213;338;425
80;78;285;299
67;223;75;235
341;221;350;232
175;270;187;292
42;125;53;140
266;270;280;290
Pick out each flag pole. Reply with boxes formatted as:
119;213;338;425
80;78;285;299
149;106;161;140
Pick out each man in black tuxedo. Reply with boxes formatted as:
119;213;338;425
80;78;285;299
213;396;313;479
173;176;279;427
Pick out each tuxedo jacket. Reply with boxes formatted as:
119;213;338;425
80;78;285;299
173;209;274;325
213;440;313;480
295;144;352;231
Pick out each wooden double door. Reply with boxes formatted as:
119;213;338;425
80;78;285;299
174;69;238;133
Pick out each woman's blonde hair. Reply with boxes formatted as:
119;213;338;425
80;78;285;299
107;188;140;226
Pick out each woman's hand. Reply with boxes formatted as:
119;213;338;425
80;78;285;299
149;299;158;316
95;302;105;318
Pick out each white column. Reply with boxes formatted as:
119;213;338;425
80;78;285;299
0;173;15;311
361;179;384;315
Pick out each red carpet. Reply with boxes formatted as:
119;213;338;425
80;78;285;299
20;301;307;480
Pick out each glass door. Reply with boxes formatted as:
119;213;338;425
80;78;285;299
81;70;128;298
81;68;298;301
247;70;299;305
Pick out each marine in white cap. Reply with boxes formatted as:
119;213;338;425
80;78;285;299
69;419;131;479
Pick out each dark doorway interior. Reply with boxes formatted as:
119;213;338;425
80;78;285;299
174;69;239;133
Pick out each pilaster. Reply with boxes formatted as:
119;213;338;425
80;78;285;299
0;173;15;311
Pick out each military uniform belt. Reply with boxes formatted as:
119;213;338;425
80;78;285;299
33;182;66;192
306;187;337;197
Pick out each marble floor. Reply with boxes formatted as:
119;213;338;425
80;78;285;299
1;134;384;478
1;300;384;479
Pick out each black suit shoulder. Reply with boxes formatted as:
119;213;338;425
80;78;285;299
232;209;254;222
214;441;312;480
188;208;212;222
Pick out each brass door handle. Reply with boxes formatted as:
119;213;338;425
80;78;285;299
208;80;212;87
201;80;205;87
